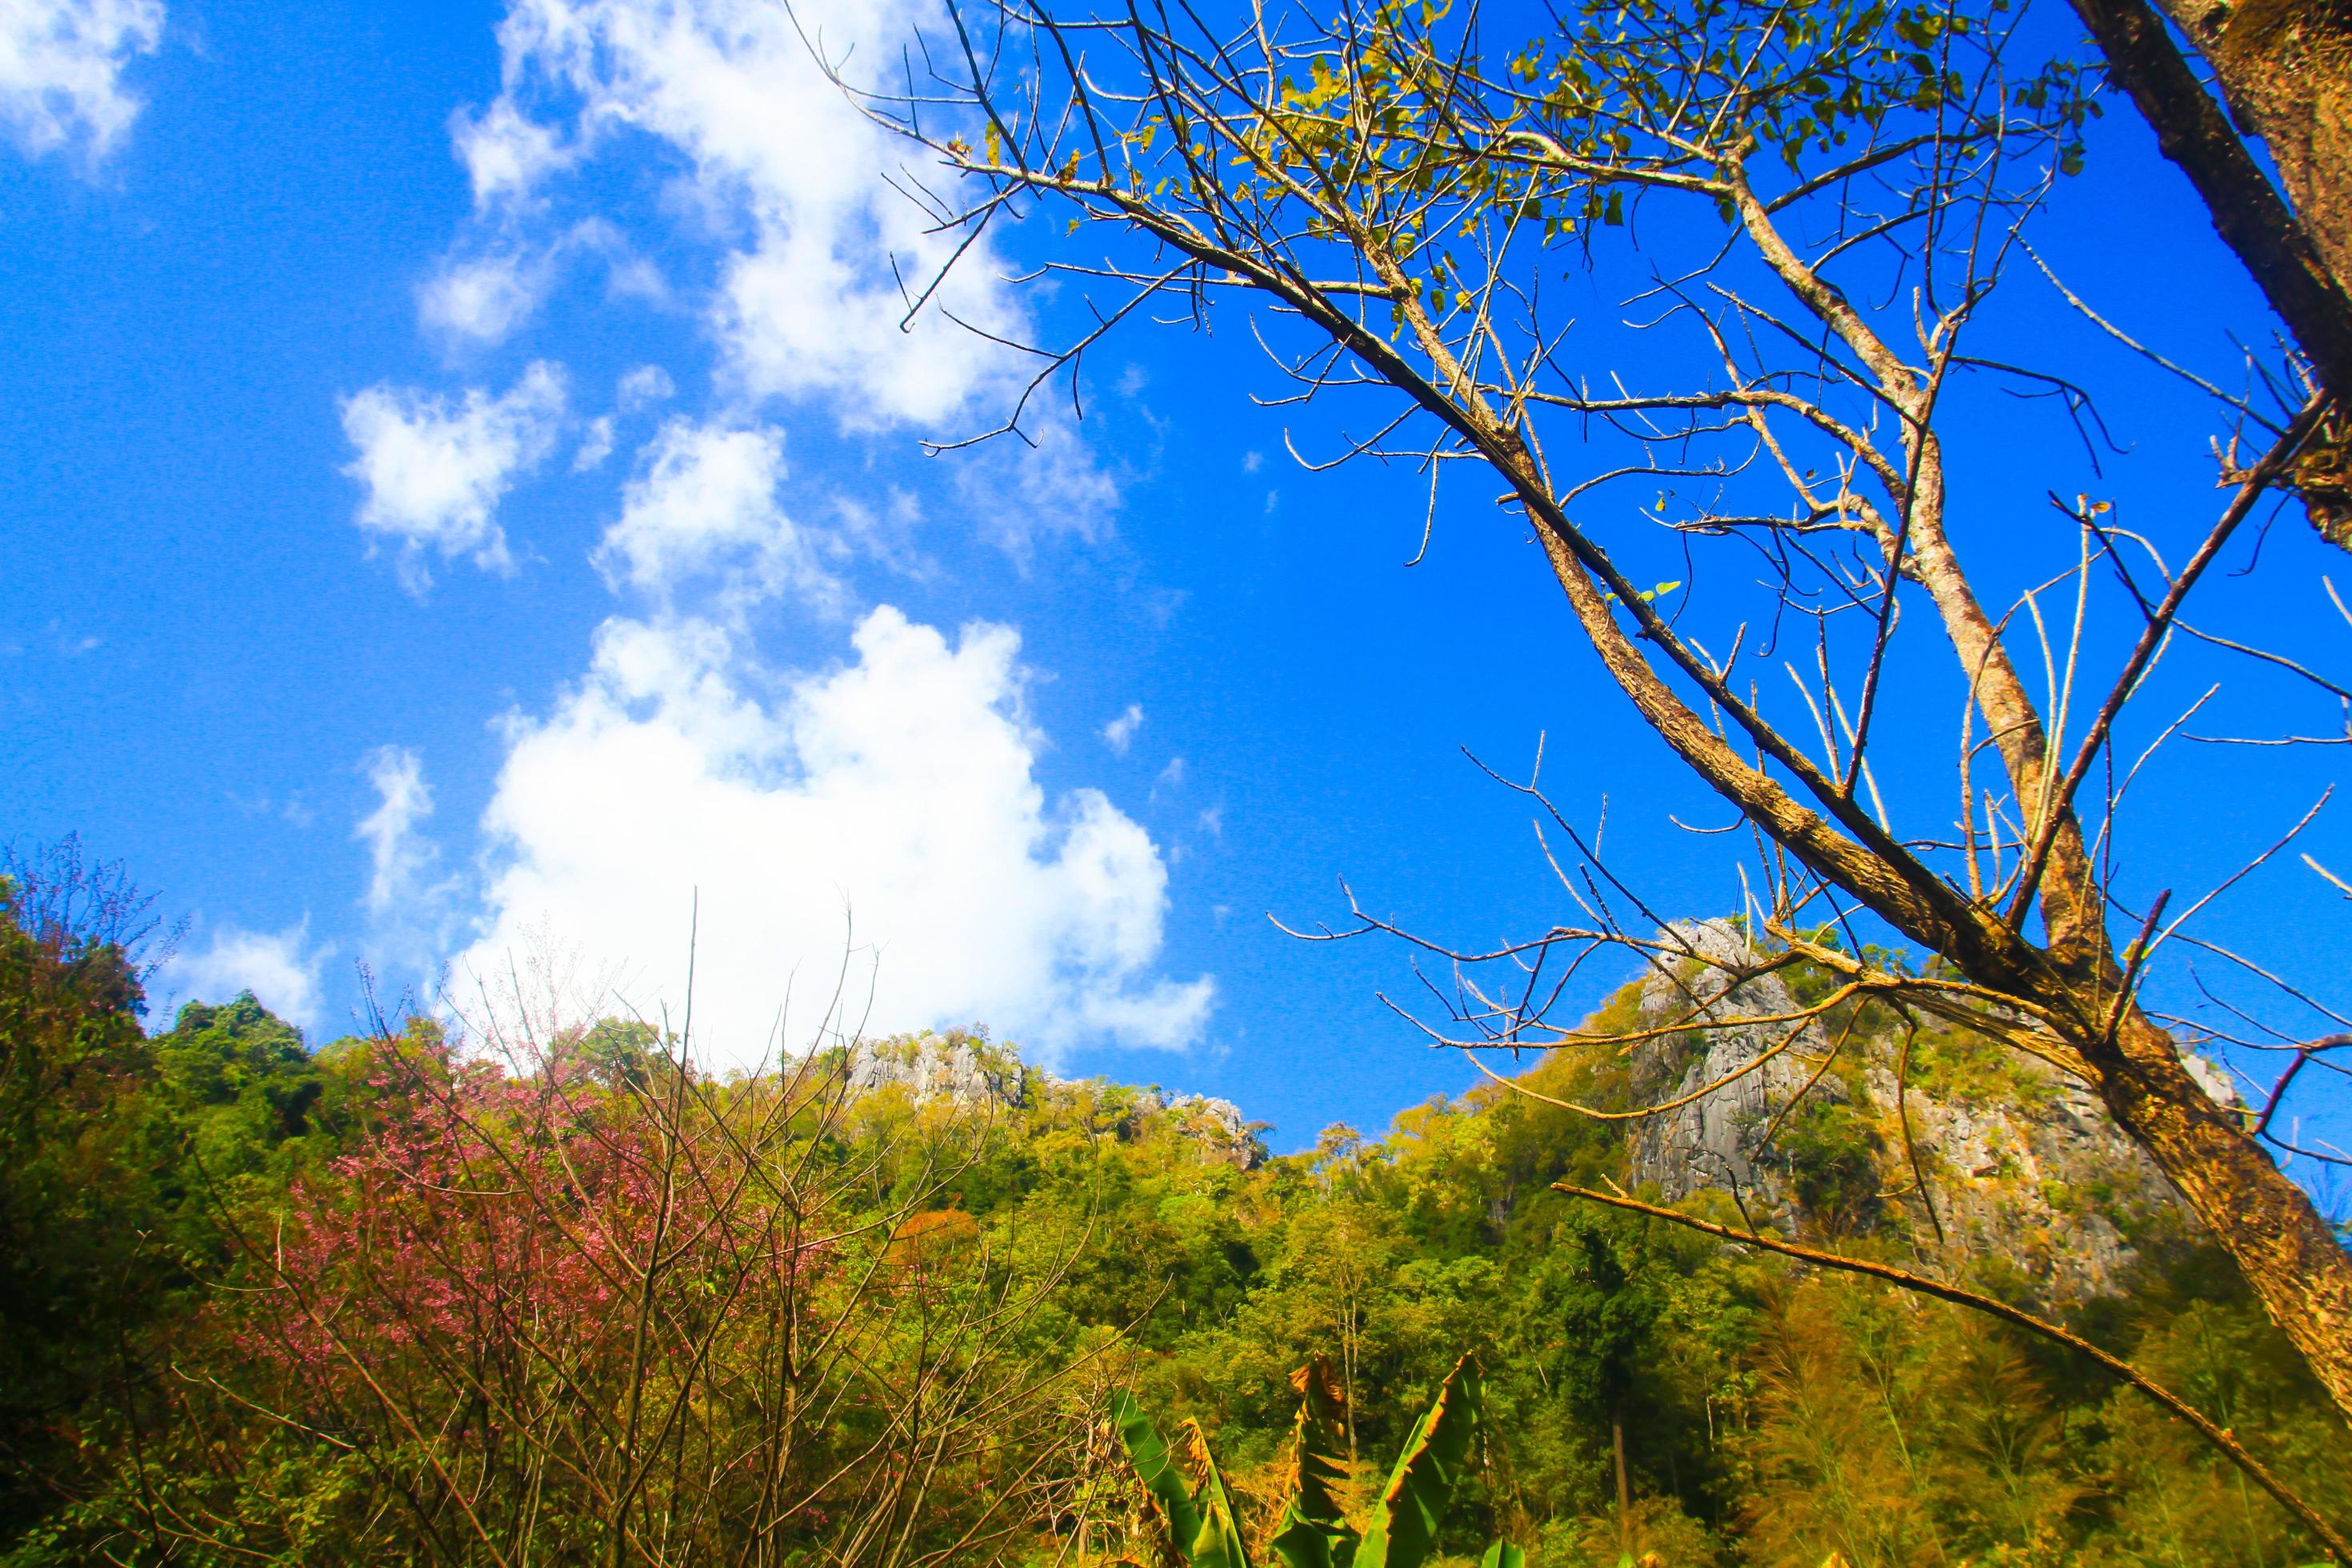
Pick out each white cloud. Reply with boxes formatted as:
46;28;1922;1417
161;922;329;1034
420;220;640;346
420;250;553;342
1102;703;1142;754
471;0;1025;425
0;0;163;162
343;5;1178;1059
617;362;674;410
572;367;673;471
358;746;461;979
948;413;1121;558
386;0;1122;597
453;96;571;208
341;361;567;590
574;414;615;470
594;418;825;607
358;746;438;915
457;606;1214;1064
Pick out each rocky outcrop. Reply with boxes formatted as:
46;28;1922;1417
1142;1089;1263;1170
1625;920;1843;1204
1622;920;2201;1303
847;1032;1035;1110
842;1032;1264;1169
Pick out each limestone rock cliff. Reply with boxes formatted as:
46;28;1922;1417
847;1032;1035;1109
843;1031;1264;1169
1622;920;2209;1303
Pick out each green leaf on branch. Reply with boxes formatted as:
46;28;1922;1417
1603;580;1683;608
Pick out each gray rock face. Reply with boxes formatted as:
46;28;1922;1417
846;1033;1033;1109
1138;1089;1263;1170
842;1033;1264;1169
1622;920;2194;1303
1891;1070;2182;1301
1626;920;1843;1204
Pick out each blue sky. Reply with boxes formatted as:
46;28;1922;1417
4;0;2349;1154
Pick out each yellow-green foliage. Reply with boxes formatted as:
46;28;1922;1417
3;914;2346;1568
1116;1355;1497;1568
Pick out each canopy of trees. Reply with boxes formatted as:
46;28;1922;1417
2;854;2346;1566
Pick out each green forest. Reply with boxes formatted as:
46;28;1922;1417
6;848;2347;1568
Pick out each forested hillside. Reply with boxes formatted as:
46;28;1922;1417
5;855;2348;1567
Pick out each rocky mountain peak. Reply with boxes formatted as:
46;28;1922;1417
842;1031;1264;1169
1622;919;2197;1303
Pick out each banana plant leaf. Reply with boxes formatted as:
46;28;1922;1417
1112;1390;1202;1559
1354;1354;1482;1568
1179;1417;1255;1568
1267;1359;1358;1568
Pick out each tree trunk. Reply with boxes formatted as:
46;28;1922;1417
1613;1411;1633;1556
1342;1288;1360;1466
2164;0;2352;290
1522;446;2352;1430
2062;0;2352;540
2089;1006;2352;1422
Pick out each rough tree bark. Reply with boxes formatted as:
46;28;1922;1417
2063;0;2352;537
2166;0;2352;290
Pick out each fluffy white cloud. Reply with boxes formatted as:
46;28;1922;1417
358;746;437;914
594;418;826;606
617;362;674;410
346;2;1175;1058
160;922;328;1034
0;0;162;162
574;414;616;470
470;0;1022;424
457;606;1213;1065
358;746;462;982
453;97;572;207
341;361;567;589
419;220;645;345
393;0;1119;598
1102;704;1143;754
419;250;554;342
